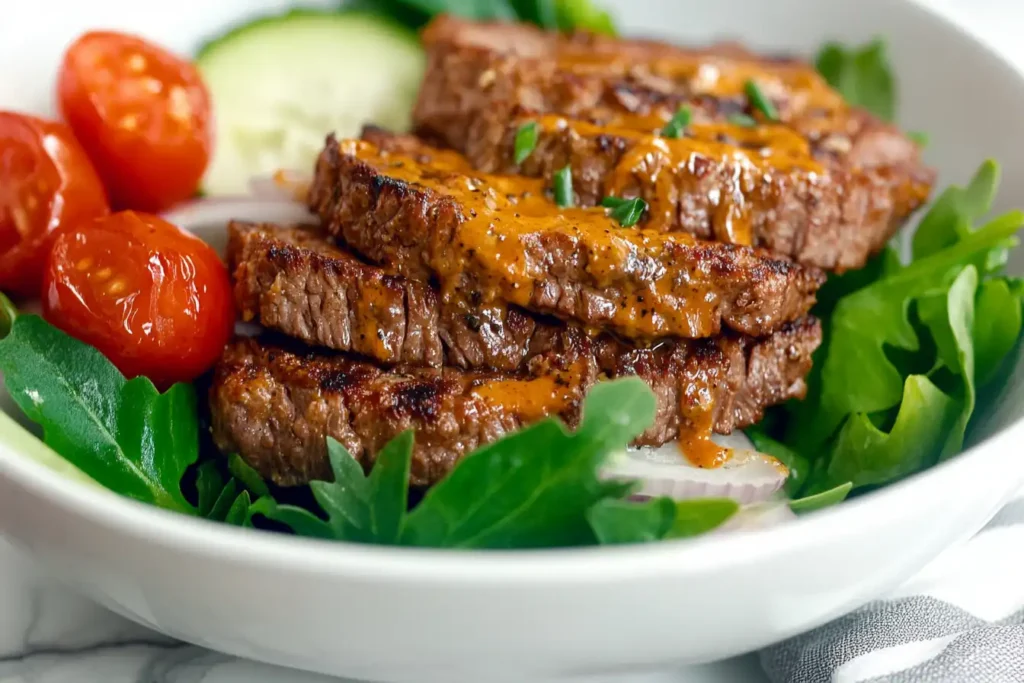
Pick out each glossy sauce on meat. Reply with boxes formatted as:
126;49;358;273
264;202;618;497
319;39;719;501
341;138;741;341
533;114;824;245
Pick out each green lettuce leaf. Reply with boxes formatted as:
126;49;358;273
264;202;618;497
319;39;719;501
586;497;738;545
816;375;956;490
815;39;895;121
916;266;978;458
768;159;1024;500
0;315;198;513
401;377;654;548
912;161;999;260
792;209;1023;449
788;482;851;513
973;278;1024;387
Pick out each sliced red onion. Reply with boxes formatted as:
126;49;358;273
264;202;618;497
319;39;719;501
248;170;312;203
601;433;789;505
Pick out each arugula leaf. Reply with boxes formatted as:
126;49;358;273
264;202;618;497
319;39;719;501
225;491;254;526
788;482;851;513
388;0;517;22
815;375;956;490
356;0;615;33
587;497;675;543
815;39;895;121
508;0;558;27
916;266;978;458
974;278;1024;387
0;292;16;340
668;498;740;538
303;432;413;544
228;453;270;498
0;315;198;513
792;208;1023;449
197;457;271;526
401;378;655;548
771;158;1024;498
912;161;999;260
365;431;413;543
196;461;227;517
250;497;333;539
208;478;244;522
586;497;737;544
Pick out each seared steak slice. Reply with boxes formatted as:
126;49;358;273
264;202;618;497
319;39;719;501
308;134;825;342
228;220;543;370
411;16;935;271
210;319;820;487
210;336;594;487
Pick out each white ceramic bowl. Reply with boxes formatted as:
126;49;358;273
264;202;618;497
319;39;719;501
3;1;1024;681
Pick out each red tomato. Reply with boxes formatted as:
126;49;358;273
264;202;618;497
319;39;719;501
57;31;212;213
0;112;110;298
43;211;233;388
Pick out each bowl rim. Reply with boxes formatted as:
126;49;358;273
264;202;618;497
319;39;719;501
3;405;1023;582
2;0;1024;583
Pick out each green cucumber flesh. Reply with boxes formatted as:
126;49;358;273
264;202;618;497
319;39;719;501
196;11;424;195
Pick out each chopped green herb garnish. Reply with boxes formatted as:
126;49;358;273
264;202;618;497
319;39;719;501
602;196;647;227
601;196;628;209
660;105;692;138
514;121;539;165
908;131;929;148
727;113;757;128
744;80;779;121
554;165;574;208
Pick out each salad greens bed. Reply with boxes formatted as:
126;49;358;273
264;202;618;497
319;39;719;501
350;0;617;34
1;14;1022;550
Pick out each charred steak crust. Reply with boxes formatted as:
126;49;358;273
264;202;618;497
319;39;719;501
308;134;825;342
210;336;594;487
210;318;821;487
228;221;445;368
228;221;544;371
410;16;935;272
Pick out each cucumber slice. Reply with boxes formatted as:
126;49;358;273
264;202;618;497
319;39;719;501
196;11;424;195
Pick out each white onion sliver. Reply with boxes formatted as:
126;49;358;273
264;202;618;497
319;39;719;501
600;437;788;505
719;501;797;533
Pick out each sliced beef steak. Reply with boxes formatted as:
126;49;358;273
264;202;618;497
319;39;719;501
210;336;593;487
209;318;820;487
228;221;544;370
308;134;825;342
410;16;935;271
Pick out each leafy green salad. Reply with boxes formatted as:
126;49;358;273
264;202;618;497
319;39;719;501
0;6;1021;550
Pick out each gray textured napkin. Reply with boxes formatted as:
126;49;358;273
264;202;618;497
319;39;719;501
759;494;1024;682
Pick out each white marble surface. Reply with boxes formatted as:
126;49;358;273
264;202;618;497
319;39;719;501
0;2;1019;682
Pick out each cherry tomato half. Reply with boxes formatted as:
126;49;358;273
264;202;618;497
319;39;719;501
58;31;213;213
43;211;233;388
0;112;110;298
